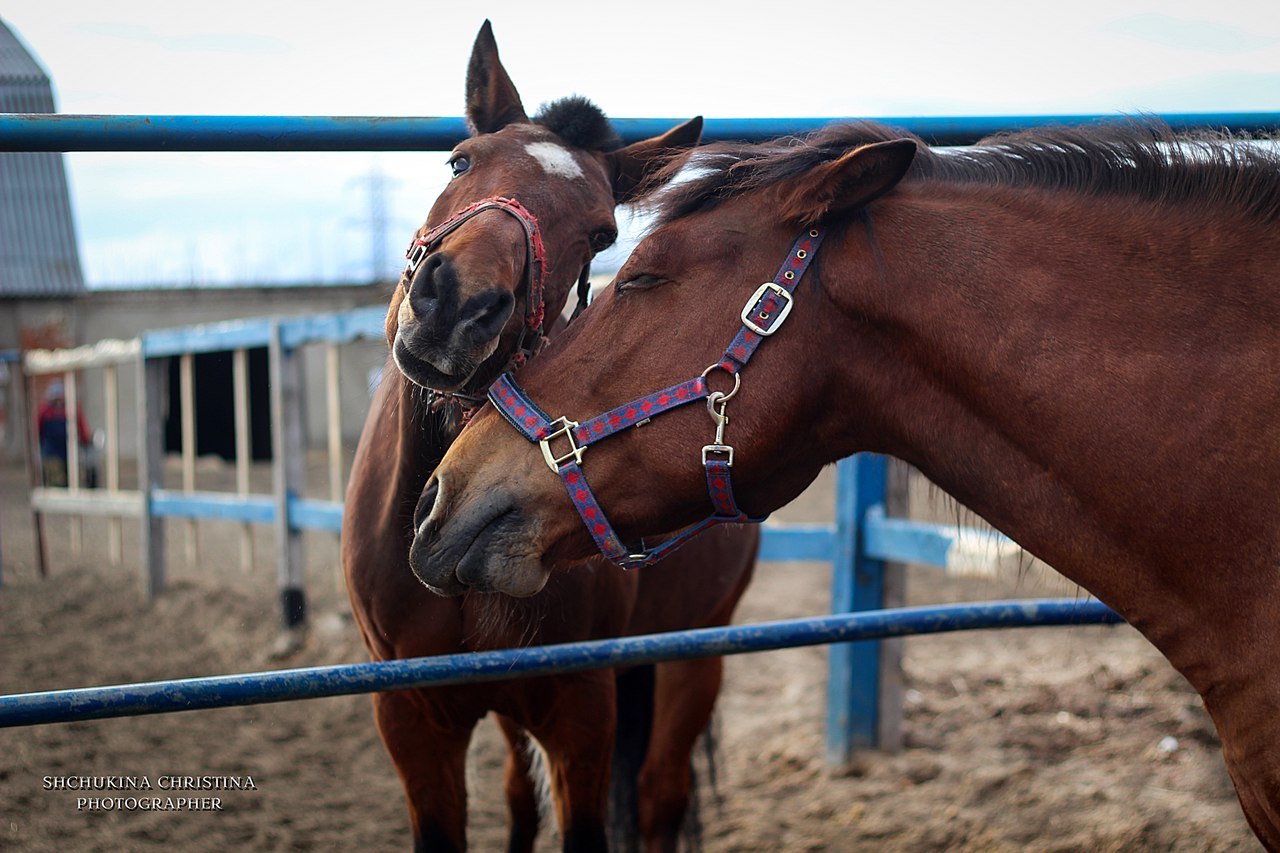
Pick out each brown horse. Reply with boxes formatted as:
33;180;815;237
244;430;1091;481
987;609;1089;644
342;22;757;852
422;120;1280;847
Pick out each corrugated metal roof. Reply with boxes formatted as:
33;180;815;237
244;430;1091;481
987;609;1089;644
0;18;84;299
0;18;48;84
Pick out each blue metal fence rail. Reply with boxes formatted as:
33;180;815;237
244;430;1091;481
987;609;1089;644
1;112;1277;151
0;599;1120;729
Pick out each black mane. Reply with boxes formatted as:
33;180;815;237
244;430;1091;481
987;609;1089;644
534;95;621;152
644;119;1280;225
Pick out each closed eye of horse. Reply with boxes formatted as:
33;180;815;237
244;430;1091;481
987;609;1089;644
343;19;757;853
427;118;1280;847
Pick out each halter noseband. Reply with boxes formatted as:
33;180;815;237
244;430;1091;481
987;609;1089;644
404;194;548;343
402;196;593;418
489;226;825;569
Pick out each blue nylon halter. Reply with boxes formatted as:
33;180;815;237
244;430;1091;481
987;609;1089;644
489;226;826;569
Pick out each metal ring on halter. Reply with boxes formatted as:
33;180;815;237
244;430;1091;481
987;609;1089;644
700;363;741;402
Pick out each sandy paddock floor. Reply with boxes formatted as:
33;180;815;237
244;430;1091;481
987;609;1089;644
0;457;1258;851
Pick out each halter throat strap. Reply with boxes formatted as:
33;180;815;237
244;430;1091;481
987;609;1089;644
488;226;825;569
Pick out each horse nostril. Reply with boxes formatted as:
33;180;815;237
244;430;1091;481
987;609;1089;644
414;476;442;532
407;253;449;314
460;290;515;343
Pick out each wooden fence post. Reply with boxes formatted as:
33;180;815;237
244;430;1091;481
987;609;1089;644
19;362;49;578
104;364;123;565
232;348;253;573
878;459;908;752
64;370;81;555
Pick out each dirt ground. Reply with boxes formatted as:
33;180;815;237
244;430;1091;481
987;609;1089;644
0;455;1259;851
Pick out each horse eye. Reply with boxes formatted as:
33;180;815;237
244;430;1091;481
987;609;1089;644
616;274;669;293
449;155;471;178
590;229;617;253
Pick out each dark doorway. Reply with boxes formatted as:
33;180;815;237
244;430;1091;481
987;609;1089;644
164;348;272;461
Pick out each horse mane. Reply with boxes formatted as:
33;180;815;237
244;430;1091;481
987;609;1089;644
644;119;1280;225
533;95;621;152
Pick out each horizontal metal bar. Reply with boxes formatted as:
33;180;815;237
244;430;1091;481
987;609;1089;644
863;506;1022;575
758;523;836;562
141;307;388;359
0;599;1121;727
136;495;839;553
278;306;388;350
0;114;470;151
30;487;144;519
146;493;344;533
2;112;1277;152
863;506;955;568
24;338;141;374
142;318;276;358
288;497;343;533
151;490;275;524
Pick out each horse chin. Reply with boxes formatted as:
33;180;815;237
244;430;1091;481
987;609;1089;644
392;337;476;393
460;557;549;598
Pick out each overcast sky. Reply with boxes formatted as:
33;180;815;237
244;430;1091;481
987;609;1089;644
4;1;1279;287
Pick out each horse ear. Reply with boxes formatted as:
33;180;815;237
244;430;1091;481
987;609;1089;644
465;20;529;134
778;138;917;224
606;116;704;202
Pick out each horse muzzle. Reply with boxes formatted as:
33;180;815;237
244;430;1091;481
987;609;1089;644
392;331;480;393
408;476;549;598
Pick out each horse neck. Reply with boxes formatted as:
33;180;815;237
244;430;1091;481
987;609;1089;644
373;362;454;496
821;183;1280;686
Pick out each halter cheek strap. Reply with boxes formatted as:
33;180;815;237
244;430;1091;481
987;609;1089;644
488;226;825;569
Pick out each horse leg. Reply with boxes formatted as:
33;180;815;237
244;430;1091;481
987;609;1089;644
526;672;617;853
496;715;543;853
373;689;475;852
1205;675;1280;848
1222;744;1280;850
637;657;724;853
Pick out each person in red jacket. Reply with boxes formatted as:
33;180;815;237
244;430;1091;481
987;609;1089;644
37;381;91;487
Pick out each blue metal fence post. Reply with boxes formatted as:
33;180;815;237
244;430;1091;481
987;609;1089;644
138;353;167;597
268;323;307;632
826;452;888;765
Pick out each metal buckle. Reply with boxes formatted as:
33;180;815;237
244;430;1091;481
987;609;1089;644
740;282;794;336
404;242;429;275
539;417;584;472
701;444;734;466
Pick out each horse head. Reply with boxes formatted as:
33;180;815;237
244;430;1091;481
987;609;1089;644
387;20;701;401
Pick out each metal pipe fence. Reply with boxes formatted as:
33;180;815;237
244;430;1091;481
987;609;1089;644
9;107;1268;756
1;112;1277;150
0;599;1121;729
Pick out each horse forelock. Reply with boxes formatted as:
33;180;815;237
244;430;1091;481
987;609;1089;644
640;119;1280;227
533;95;621;152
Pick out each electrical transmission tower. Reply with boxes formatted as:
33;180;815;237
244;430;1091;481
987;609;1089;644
350;162;397;283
